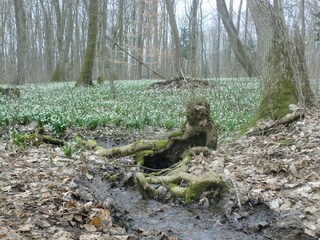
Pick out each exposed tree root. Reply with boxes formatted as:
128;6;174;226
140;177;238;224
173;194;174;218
97;139;168;158
13;133;65;146
86;100;227;202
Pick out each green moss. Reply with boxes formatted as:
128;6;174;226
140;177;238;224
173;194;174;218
185;180;215;202
276;139;294;146
256;78;298;121
133;140;168;165
51;64;62;82
97;76;104;84
108;174;118;182
154;139;168;150
83;140;97;149
135;172;158;199
166;182;187;198
96;146;107;156
133;150;154;165
75;0;98;87
185;179;228;203
169;131;184;138
12;133;40;147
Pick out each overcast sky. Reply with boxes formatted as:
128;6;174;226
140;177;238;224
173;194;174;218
176;0;247;15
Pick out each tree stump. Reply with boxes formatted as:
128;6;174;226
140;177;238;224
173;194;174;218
89;99;225;202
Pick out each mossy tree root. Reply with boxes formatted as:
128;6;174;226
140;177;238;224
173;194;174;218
135;171;226;202
96;139;168;158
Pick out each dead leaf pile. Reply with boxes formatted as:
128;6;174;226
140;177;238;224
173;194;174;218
181;107;320;238
1;107;320;239
0;145;127;239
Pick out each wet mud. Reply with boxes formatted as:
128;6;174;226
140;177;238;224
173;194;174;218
76;166;313;240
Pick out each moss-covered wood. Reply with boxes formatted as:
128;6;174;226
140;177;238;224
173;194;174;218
97;139;168;159
88;99;224;202
248;0;316;124
0;87;20;98
75;0;98;87
12;133;65;147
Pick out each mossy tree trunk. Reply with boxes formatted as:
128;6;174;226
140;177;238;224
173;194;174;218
76;0;98;87
248;0;316;120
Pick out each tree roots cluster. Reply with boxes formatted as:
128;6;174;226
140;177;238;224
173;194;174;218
88;100;228;203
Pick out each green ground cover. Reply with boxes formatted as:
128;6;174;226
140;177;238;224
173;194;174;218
0;78;261;138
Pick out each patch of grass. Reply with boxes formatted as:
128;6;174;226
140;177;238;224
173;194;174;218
62;142;77;158
0;78;261;138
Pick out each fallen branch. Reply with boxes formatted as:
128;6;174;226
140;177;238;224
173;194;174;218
247;110;304;137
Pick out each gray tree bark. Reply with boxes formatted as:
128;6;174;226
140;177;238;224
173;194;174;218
216;0;259;77
13;0;27;85
165;0;184;76
248;0;316;120
189;0;200;77
76;0;98;87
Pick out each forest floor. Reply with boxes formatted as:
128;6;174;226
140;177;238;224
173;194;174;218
0;108;320;239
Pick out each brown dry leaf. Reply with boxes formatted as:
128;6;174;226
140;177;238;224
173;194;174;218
91;216;101;228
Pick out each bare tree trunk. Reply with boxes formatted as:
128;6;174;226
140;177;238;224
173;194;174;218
151;0;159;78
248;0;316;120
13;0;27;85
300;0;305;43
51;0;73;82
136;1;145;79
165;0;184;76
40;0;54;79
97;0;117;97
213;14;221;79
226;0;233;73
236;0;243;32
216;0;259;77
189;0;199;77
76;0;98;87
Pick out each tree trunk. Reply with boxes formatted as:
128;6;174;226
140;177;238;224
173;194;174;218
189;0;199;77
51;0;73;82
248;0;316;120
136;1;145;79
13;0;27;85
165;0;184;76
76;0;98;87
216;0;259;78
39;0;54;79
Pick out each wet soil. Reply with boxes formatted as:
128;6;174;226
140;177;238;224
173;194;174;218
76;163;313;240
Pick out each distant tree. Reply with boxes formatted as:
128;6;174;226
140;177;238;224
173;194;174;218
216;0;259;77
51;0;73;82
13;0;27;85
248;0;316;120
180;27;189;59
76;0;98;87
165;0;184;76
188;0;200;77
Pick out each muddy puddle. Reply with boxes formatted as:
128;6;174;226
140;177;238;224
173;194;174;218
76;164;312;240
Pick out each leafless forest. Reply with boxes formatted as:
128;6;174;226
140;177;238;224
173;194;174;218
1;0;319;84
